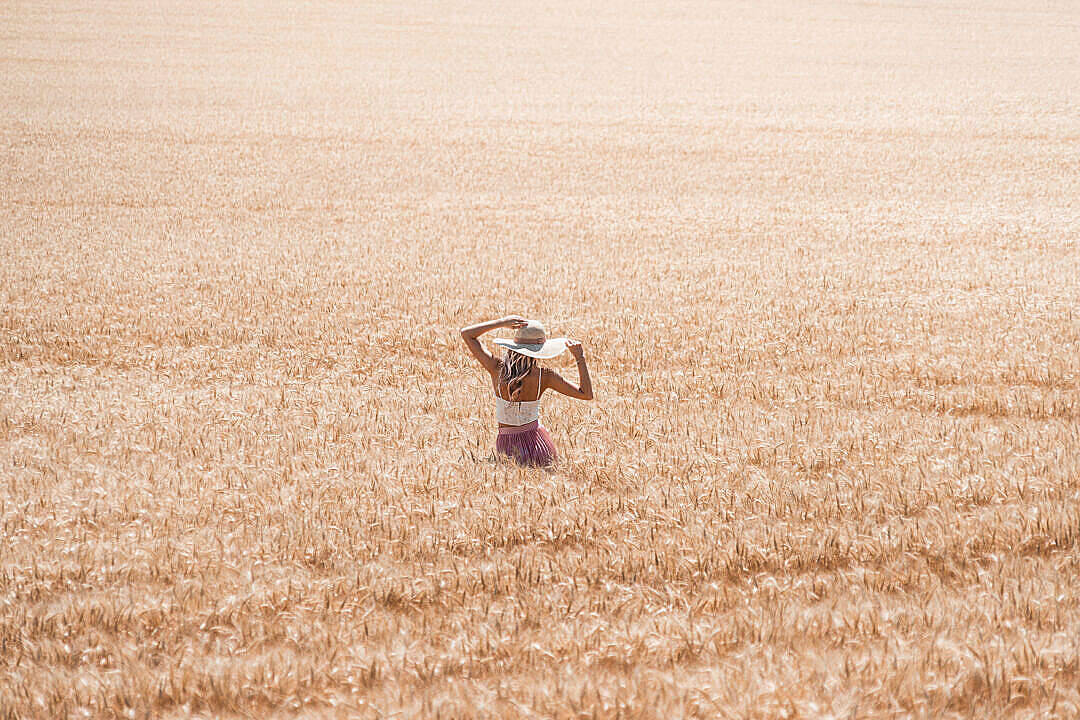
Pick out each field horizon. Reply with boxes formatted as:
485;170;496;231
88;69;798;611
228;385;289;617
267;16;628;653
3;1;1079;718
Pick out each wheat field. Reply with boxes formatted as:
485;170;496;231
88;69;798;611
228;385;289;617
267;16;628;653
2;1;1080;717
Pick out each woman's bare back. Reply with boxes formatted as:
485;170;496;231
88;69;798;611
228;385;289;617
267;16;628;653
492;363;543;402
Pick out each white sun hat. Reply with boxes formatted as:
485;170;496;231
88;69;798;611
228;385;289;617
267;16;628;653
493;320;569;359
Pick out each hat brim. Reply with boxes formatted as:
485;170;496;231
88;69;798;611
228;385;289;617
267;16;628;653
493;337;569;360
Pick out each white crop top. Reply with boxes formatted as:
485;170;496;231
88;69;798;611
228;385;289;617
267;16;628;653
495;377;542;426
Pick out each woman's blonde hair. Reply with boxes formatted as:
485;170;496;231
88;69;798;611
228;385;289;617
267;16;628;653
499;350;536;401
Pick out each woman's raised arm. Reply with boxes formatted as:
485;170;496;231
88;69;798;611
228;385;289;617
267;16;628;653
460;315;527;376
543;340;594;400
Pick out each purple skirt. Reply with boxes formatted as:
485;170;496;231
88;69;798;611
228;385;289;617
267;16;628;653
496;421;557;467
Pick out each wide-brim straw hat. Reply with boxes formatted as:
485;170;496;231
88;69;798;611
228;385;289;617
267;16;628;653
493;320;569;359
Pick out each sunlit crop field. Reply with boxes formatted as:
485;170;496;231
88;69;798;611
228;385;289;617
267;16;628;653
3;1;1079;717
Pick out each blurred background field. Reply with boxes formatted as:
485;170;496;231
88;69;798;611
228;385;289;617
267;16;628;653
2;1;1079;717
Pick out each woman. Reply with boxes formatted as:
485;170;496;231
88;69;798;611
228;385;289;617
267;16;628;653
460;315;594;466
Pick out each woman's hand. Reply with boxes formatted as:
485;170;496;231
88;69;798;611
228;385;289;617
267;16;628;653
501;315;528;329
567;339;585;358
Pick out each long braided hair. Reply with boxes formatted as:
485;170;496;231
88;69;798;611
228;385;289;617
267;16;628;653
499;350;536;401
